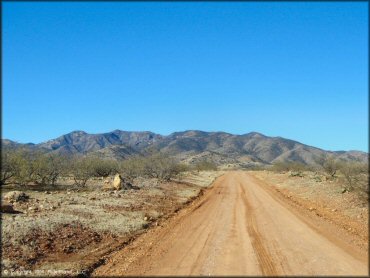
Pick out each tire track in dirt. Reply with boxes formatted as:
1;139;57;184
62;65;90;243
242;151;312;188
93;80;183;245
247;173;368;263
93;171;368;276
173;198;219;272
239;183;277;275
188;184;231;275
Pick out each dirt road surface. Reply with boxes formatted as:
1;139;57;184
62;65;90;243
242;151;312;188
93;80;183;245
94;171;368;276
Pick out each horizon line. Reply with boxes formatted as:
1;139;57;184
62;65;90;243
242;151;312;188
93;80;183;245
2;129;368;153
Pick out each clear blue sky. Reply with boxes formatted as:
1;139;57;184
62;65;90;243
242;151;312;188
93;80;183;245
3;2;368;151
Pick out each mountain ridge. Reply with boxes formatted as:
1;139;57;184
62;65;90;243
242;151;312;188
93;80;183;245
2;130;368;166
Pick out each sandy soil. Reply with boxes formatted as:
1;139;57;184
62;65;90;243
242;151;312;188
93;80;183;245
251;170;368;251
94;171;368;276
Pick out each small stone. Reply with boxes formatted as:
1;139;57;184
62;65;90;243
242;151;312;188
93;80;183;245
331;209;337;212
309;207;314;211
144;216;148;221
4;191;29;203
1;202;16;213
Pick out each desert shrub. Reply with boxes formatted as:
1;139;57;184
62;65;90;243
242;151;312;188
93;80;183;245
323;158;340;178
142;153;181;180
172;163;191;179
31;153;66;185
120;153;187;181
194;160;218;171
271;161;309;175
10;149;36;185
1;149;40;185
119;156;145;179
68;157;96;186
89;158;118;177
1;149;20;185
338;162;368;199
315;155;340;179
271;161;290;172
174;163;191;173
246;164;269;171
4;150;67;186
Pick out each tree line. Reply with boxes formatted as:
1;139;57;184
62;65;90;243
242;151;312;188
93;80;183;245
1;149;218;187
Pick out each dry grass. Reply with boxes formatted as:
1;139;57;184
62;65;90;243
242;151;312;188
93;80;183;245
1;170;223;275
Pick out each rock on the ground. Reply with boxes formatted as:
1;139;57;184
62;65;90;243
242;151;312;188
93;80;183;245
1;202;16;213
113;174;123;190
103;174;134;191
28;206;38;212
4;191;29;203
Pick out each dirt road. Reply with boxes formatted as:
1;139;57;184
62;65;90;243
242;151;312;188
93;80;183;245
93;171;368;276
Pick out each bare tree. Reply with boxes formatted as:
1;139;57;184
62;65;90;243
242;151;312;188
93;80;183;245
315;155;339;179
11;149;36;186
34;154;66;185
120;153;186;181
339;161;368;196
1;150;19;185
69;157;95;186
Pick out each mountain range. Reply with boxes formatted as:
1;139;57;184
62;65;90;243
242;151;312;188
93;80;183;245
2;130;368;166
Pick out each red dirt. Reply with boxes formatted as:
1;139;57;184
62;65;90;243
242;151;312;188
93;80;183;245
93;171;368;276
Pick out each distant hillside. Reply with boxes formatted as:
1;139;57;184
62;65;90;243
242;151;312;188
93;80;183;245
2;130;368;166
2;139;36;150
37;130;162;154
